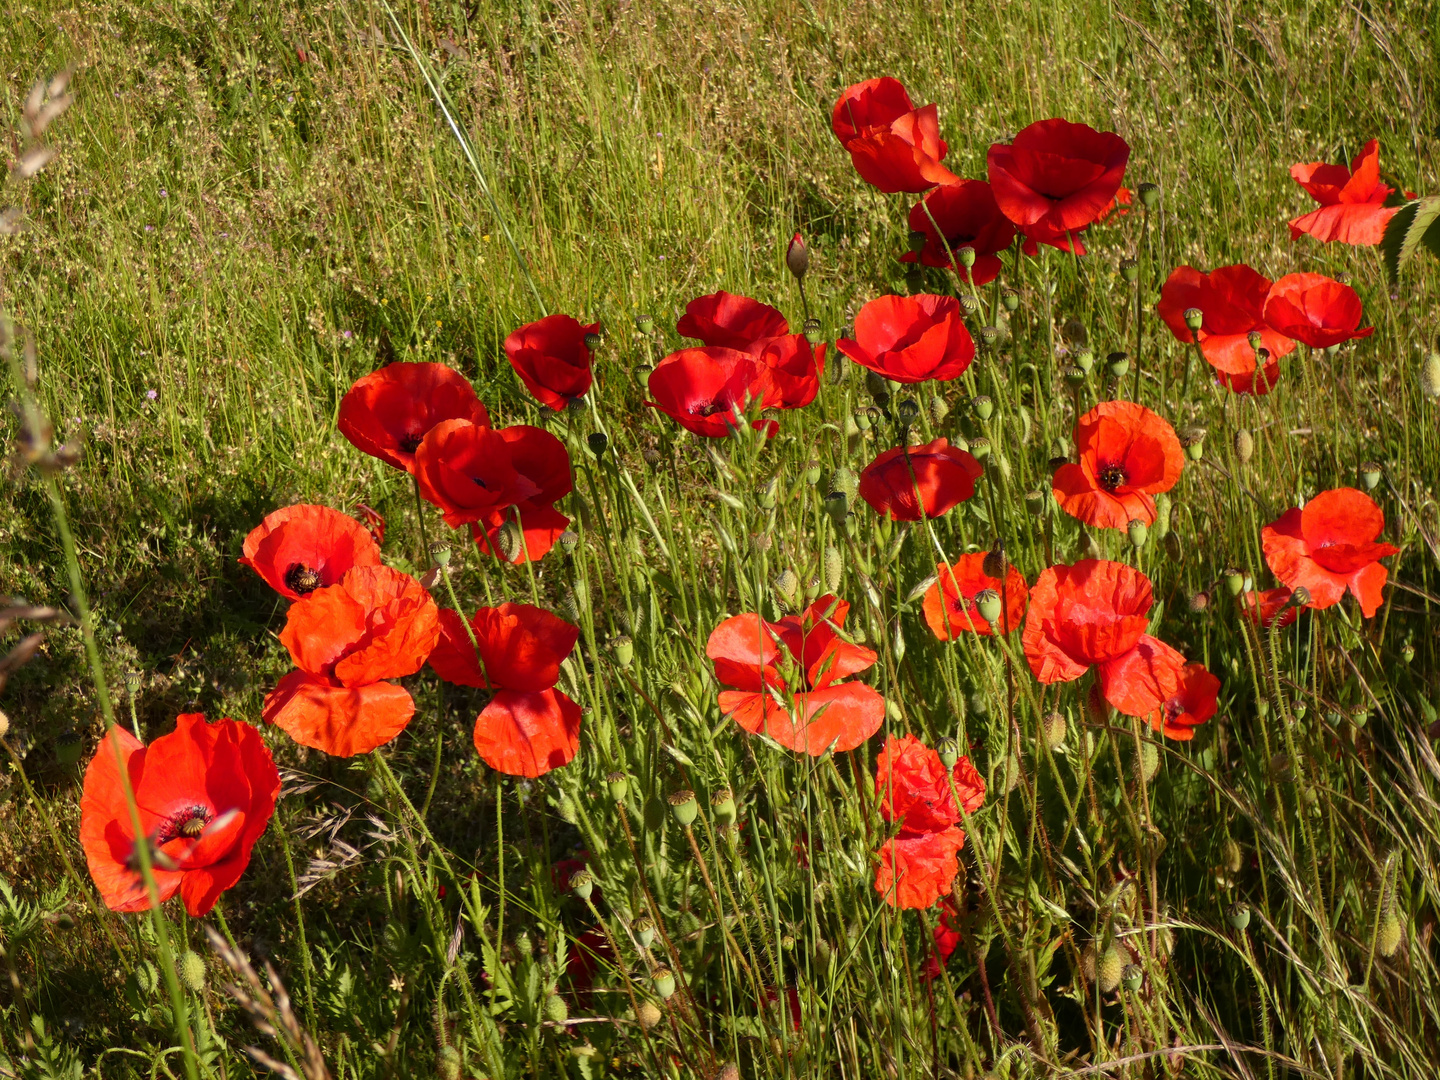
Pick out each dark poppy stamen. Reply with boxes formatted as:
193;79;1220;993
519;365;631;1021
692;399;731;418
1099;463;1128;492
284;563;324;595
398;434;424;454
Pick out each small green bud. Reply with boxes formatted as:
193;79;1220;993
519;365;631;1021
773;569;799;606
1120;258;1139;284
1222;839;1243;873
607;771;629;802
545;994;569;1024
635;313;655;335
1136;741;1160;783
1183;307;1203;332
633;916;657;949
668;789;698;827
972;395;994;421
651;966;677;999
1121;963;1143;992
179;951;206;994
1127;519;1149;549
569;869;595;901
497;518;525;562
937;737;959;769
1153;492;1171;539
516;930;534;957
1228;901;1251;931
438;1045;462;1080
968;690;988;718
1359;461;1382;491
1138;182;1160;210
611;635;634;668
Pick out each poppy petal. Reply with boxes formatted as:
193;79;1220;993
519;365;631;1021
264;671;416;757
473;688;582;777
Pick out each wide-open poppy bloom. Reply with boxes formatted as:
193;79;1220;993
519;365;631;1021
873;734;985;909
987;119;1130;237
1263;273;1374;349
836;295;975;384
1052;401;1184;529
922;554;1029;639
263;565;440;756
80;714;280;916
240;504;382;601
676;291;788;351
1240;588;1298;630
1095;637;1221;741
1261;487;1399;618
428;602;582;777
1156;264;1296;391
751;334;826;410
647;347;770;438
503;313;601;411
902;180;1017;284
706;595;884;756
831;78;958;194
1289;139;1397;245
859;439;983;522
338;362;491;473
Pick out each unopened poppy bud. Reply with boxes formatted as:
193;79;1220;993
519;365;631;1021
1233;428;1253;464
981;540;1006;579
1222;569;1244;597
497;519;525;562
668;789;698;826
1042;711;1067;749
934;737;959;768
823;491;848;527
773;569;799;606
822;546;843;593
831;466;859;498
635;313;655;335
611;635;634;669
1189;590;1210;612
1074;349;1095;373
1421;353;1440;398
545;994;569;1024
968;690;988;718
863;369;888;401
955;245;977;269
968;436;991;459
786;231;809;280
803;317;823;345
1121;963;1143;992
1001;287;1020;312
749;531;772;555
516;929;534;957
569;869;595;901
972;395;994;421
1025;489;1048;516
1359;461;1383;490
974;588;1002;624
607;771;629;802
1127;519;1148;549
928;394;949;424
583;331;603;351
0;709;9;739
1153;492;1172;539
438;1047;462;1080
907;229;928;255
711;787;737;825
1289;586;1312;607
1377;911;1404;957
636;1000;663;1029
1227;901;1251;930
756;476;779;509
1183;307;1203;332
896;398;920;425
1097;946;1125;993
1136;741;1160;783
651;967;677;999
633;916;656;949
559;529;580;554
1138;182;1160;209
125;670;143;695
1062;318;1089;347
587;431;608;458
905;266;924;294
179;950;206;993
1180;426;1206;460
978;325;999;350
959;293;980;317
1120;258;1139;284
1106;351;1130;377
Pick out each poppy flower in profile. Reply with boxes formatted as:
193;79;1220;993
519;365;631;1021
1240;588;1298;629
1052;401;1184;530
80;714;280;916
1289;139;1398;246
987;119;1130;236
338;362;491;473
751;334;826;410
875;734;986;834
836;295;975;384
677;291;789;351
240;504;382;601
706;595;885;756
504;313;601;411
1156;264;1296;389
1022;559;1153;686
923;898;963;981
902;180;1017;284
858;439;983;522
263;565;440;757
1096;636;1220;741
922;554;1028;639
647;347;770;438
831;78;958;194
1262;487;1399;618
429;602;582;776
1263;273;1374;349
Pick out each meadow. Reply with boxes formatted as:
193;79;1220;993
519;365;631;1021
3;0;1440;1077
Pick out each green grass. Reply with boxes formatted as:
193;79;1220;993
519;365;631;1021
4;0;1440;1077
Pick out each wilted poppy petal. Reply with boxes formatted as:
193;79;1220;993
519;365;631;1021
473;688;582;777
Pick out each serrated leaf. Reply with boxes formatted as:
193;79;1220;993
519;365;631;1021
1380;196;1440;286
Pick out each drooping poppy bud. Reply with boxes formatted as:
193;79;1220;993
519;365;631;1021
1234;428;1254;464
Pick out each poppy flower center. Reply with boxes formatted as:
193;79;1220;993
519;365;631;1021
146;805;214;849
1163;699;1185;724
399;433;424;454
692;398;731;418
1099;463;1129;492
284;563;324;595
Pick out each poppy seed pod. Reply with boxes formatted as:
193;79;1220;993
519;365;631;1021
931;737;960;769
972;395;994;421
896;398;920;425
55;730;84;766
956;245;977;269
627;916;657;951
978;325;1000;350
823;491;848;527
559;529;579;554
908;230;928;255
1359;461;1383;490
1127;519;1149;549
569;869;595;901
1222;569;1245;597
756;476;779;510
968;436;991;459
643;447;662;469
981;540;1006;579
1106;351;1130;377
1062;365;1086;387
636;313;655;335
1180;426;1206;461
1183;307;1203;332
1421;353;1440;398
1074;349;1095;373
1121;963;1143;992
179;951;206;994
611;635;634;669
1002;287;1020;312
974;589;1002;625
786;232;809;280
1233;429;1254;463
668;789;698;826
1228;901;1251;930
587;431;608;459
429;541;452;568
1025;489;1048;516
803;317;823;345
959;293;980;317
1138;182;1160;209
606;771;629;802
711;787;737;825
1120;258;1139;284
904;266;925;294
651;967;677;999
125;670;143;695
1288;585;1312;608
583;332;603;351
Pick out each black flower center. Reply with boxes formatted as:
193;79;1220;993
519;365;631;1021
1163;699;1185;723
692;399;730;418
285;563;324;595
399;433;423;454
1099;463;1128;492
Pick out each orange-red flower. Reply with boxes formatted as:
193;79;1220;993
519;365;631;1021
836;294;975;384
263;566;440;756
428;602;582;776
1052;402;1184;530
240;504;382;601
1240;588;1298;629
875;828;967;910
831;78;958;194
338;362;491;473
504;313;601;411
1263;273;1374;349
1156;265;1296;392
987;119;1130;236
1289;139;1398;246
80;714;280;916
676;291;788;351
922;554;1028;639
1261;488;1398;618
646;347;769;438
1023;560;1154;686
1094;637;1220;741
902;181;1017;284
752;334;826;410
706;596;884;756
858;439;983;522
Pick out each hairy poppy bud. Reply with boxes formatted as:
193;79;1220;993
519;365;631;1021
980;540;1005;581
959;293;980;317
968;690;988;719
1136;741;1160;783
569;869;595;901
1183;307;1203;332
636;1000;663;1029
607;771;629;802
438;1046;462;1080
1222;839;1244;874
1062;318;1088;348
1097;946;1125;993
632;916;656;949
1002;287;1020;312
1074;349;1095;373
0;709;9;739
773;568;799;606
179;951;206;994
786;232;809;280
1233;428;1253;464
972;395;994;421
907;230;928;255
1120;258;1139;284
497;519;524;562
928;394;950;424
1227;901;1251;930
831;466;859;498
1106;351;1130;377
545;994;569;1024
1180;426;1206;460
1222;569;1244;597
1359;461;1382;491
583;331;603;351
1025;489;1048;516
936;737;959;768
1127;519;1148;549
515;930;534;957
1042;711;1067;750
668;789;698;827
1377;911;1404;957
1421;353;1440;399
863;369;888;401
1189;590;1210;613
652;967;677;1000
905;265;924;294
1121;963;1143;992
803;317;823;345
1138;182;1160;210
611;635;634;669
635;313;655;335
974;588;1002;625
1153;492;1172;539
711;787;737;825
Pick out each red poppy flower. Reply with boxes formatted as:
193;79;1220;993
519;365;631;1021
354;503;386;546
706;596;884;756
858;439;983;522
987;119;1130;235
1263;273;1374;349
338;362;491;473
1096;635;1220;740
676;291;788;351
875;734;986;834
751;334;826;410
1022;559;1153;685
80;714;280;917
836;294;975;384
240;504;382;601
831;78;958;194
1240;588;1298;629
1156;265;1297;386
1261;487;1399;618
466;428;574;565
566;926;613;1008
902;181;1017;284
1218;354;1283;397
1052;401;1185;530
923;898;964;981
1289;140;1398;245
263;565;440;756
875;827;967;910
922;555;1028;639
503;313;601;411
646;347;769;438
429;602;582;776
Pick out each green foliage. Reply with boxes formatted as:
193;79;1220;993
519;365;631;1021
1380;196;1440;284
